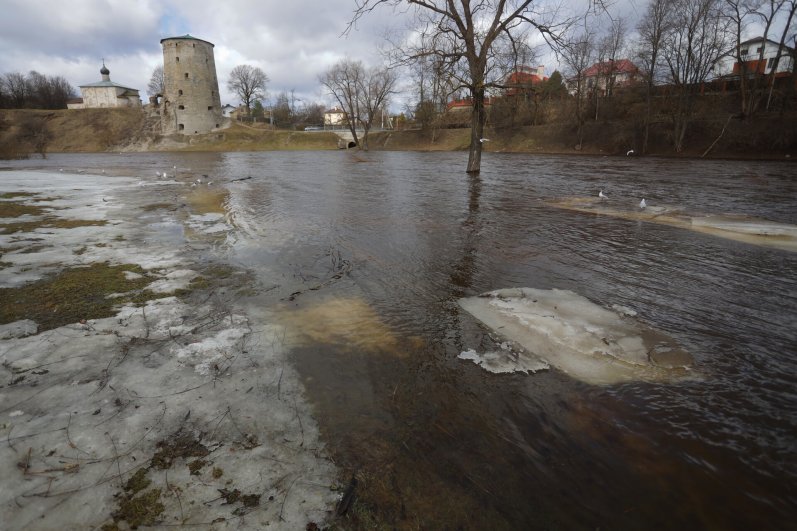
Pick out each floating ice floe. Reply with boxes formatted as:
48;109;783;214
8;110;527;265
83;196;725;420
548;197;797;252
458;347;550;374
458;288;694;385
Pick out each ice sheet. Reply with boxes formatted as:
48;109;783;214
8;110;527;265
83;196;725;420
548;197;797;252
459;288;694;385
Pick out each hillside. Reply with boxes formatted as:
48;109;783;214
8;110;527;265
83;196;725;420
369;113;797;159
1;106;795;160
0;109;340;157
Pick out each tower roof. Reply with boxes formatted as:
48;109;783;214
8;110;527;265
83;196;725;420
160;34;215;47
100;62;110;75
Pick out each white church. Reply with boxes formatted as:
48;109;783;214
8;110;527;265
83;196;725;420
67;62;141;109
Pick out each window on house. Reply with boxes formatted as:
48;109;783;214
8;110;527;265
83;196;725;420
178;124;184;130
741;48;748;56
756;47;762;53
184;73;189;79
768;57;776;68
178;105;185;110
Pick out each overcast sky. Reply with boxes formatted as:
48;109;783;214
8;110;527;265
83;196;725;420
0;0;409;108
9;0;777;111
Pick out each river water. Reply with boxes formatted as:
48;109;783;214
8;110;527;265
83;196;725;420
6;151;797;529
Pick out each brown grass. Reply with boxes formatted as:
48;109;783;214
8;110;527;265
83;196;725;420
0;108;146;155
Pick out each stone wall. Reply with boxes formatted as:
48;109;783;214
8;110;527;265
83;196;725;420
161;36;223;135
80;87;140;109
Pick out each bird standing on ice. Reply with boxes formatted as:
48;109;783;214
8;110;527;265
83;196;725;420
599;190;608;199
627;149;635;156
639;198;647;209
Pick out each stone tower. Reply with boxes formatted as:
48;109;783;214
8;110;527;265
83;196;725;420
160;34;222;135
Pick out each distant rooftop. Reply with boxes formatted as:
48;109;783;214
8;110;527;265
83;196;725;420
160;34;215;47
79;80;139;91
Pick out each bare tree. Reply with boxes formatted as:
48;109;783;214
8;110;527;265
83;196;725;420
320;59;397;150
601;17;628;97
409;55;453;132
227;65;269;117
561;29;596;148
4;72;29;108
350;0;572;174
148;65;164;97
661;0;732;151
637;0;675;153
746;0;787;115
321;58;365;146
359;66;397;149
765;0;797;109
296;101;326;127
272;91;293;127
19;115;53;158
722;0;759;115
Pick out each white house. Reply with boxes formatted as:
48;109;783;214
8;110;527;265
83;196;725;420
718;37;795;78
324;107;347;127
67;63;141;109
221;104;236;118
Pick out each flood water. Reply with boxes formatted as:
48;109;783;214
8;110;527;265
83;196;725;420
7;151;797;529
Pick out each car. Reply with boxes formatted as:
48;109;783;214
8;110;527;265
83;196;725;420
304;126;323;131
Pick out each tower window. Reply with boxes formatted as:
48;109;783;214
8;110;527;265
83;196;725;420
192;44;195;48
184;73;189;79
178;105;185;110
176;57;179;62
178;89;183;95
208;106;212;110
178;124;184;130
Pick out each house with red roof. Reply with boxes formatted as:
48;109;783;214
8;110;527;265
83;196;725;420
581;59;640;96
503;65;548;96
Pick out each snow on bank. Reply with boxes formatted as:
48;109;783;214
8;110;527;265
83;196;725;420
458;288;694;385
0;170;338;529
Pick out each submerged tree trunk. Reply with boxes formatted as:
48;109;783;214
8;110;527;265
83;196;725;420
467;88;486;174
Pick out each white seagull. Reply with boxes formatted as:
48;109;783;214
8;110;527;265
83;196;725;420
479;138;490;143
627;149;635;156
598;190;608;199
156;171;162;178
639;198;647;209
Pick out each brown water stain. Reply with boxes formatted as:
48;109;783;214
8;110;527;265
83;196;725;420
277;296;414;357
185;187;229;215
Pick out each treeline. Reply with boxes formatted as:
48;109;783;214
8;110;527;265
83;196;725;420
397;0;796;156
0;71;77;110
